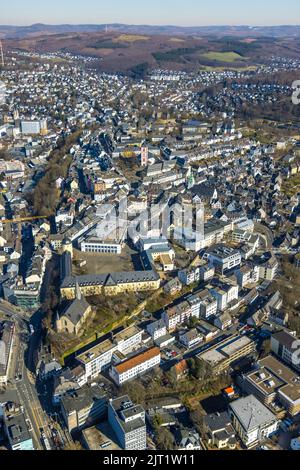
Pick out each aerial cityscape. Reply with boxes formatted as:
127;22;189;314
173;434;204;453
1;0;300;459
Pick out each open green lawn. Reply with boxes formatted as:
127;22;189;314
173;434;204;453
282;173;300;197
201;64;257;72
200;51;246;63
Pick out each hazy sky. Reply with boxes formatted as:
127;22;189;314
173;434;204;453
1;0;300;26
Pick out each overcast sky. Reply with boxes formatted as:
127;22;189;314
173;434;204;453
1;0;300;26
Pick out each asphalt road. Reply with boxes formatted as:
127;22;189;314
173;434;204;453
254;222;274;250
0;302;53;450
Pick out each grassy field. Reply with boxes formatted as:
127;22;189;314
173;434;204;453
116;34;149;42
169;37;185;43
200;51;247;63
201;64;257;72
282;173;300;197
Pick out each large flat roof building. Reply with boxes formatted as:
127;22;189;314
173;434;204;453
241;355;300;416
229;395;278;448
198;335;255;375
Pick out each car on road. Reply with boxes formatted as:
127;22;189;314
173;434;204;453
26;419;32;432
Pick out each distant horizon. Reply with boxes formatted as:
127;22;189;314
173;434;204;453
1;0;300;28
1;22;300;28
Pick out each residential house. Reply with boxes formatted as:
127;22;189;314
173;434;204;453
204;411;237;450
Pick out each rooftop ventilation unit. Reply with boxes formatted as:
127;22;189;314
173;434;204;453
121;401;133;410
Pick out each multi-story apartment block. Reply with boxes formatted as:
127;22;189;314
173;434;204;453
235;265;259;287
162;306;182;331
146;319;167;341
271;330;300;372
162;294;203;331
199;263;215;282
174;220;232;252
20;119;47;135
110;347;161;386
179;328;203;349
187;294;202;318
258;256;279;281
77;326;143;381
209;286;236;312
0;160;25;180
116;326;143;354
209;281;239;312
177;300;194;324
178;263;215;286
178;267;200;286
108;396;147;450
204;245;241;275
60;385;107;433
0;321;15;385
198;289;218;319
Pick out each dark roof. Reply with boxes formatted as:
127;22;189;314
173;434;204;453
6;413;32;446
61;270;160;289
60;297;90;326
192;184;217;200
204;411;231;433
60;251;72;280
61;384;106;414
272;330;297;350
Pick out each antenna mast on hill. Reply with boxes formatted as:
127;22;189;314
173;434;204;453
0;41;4;67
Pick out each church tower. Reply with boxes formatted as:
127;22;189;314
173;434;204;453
62;237;73;258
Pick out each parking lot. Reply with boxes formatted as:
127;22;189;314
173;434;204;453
160;342;185;362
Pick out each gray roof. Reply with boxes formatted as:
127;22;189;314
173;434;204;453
109;396;145;434
272;330;297;350
61;270;159;289
61;384;106;414
205;219;229;235
60;297;90;326
192;183;217;200
147;318;166;331
204;411;231;433
176;429;200;447
6;413;32;446
229;395;277;432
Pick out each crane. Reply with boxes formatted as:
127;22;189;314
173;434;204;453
0;41;4;68
0;215;49;224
